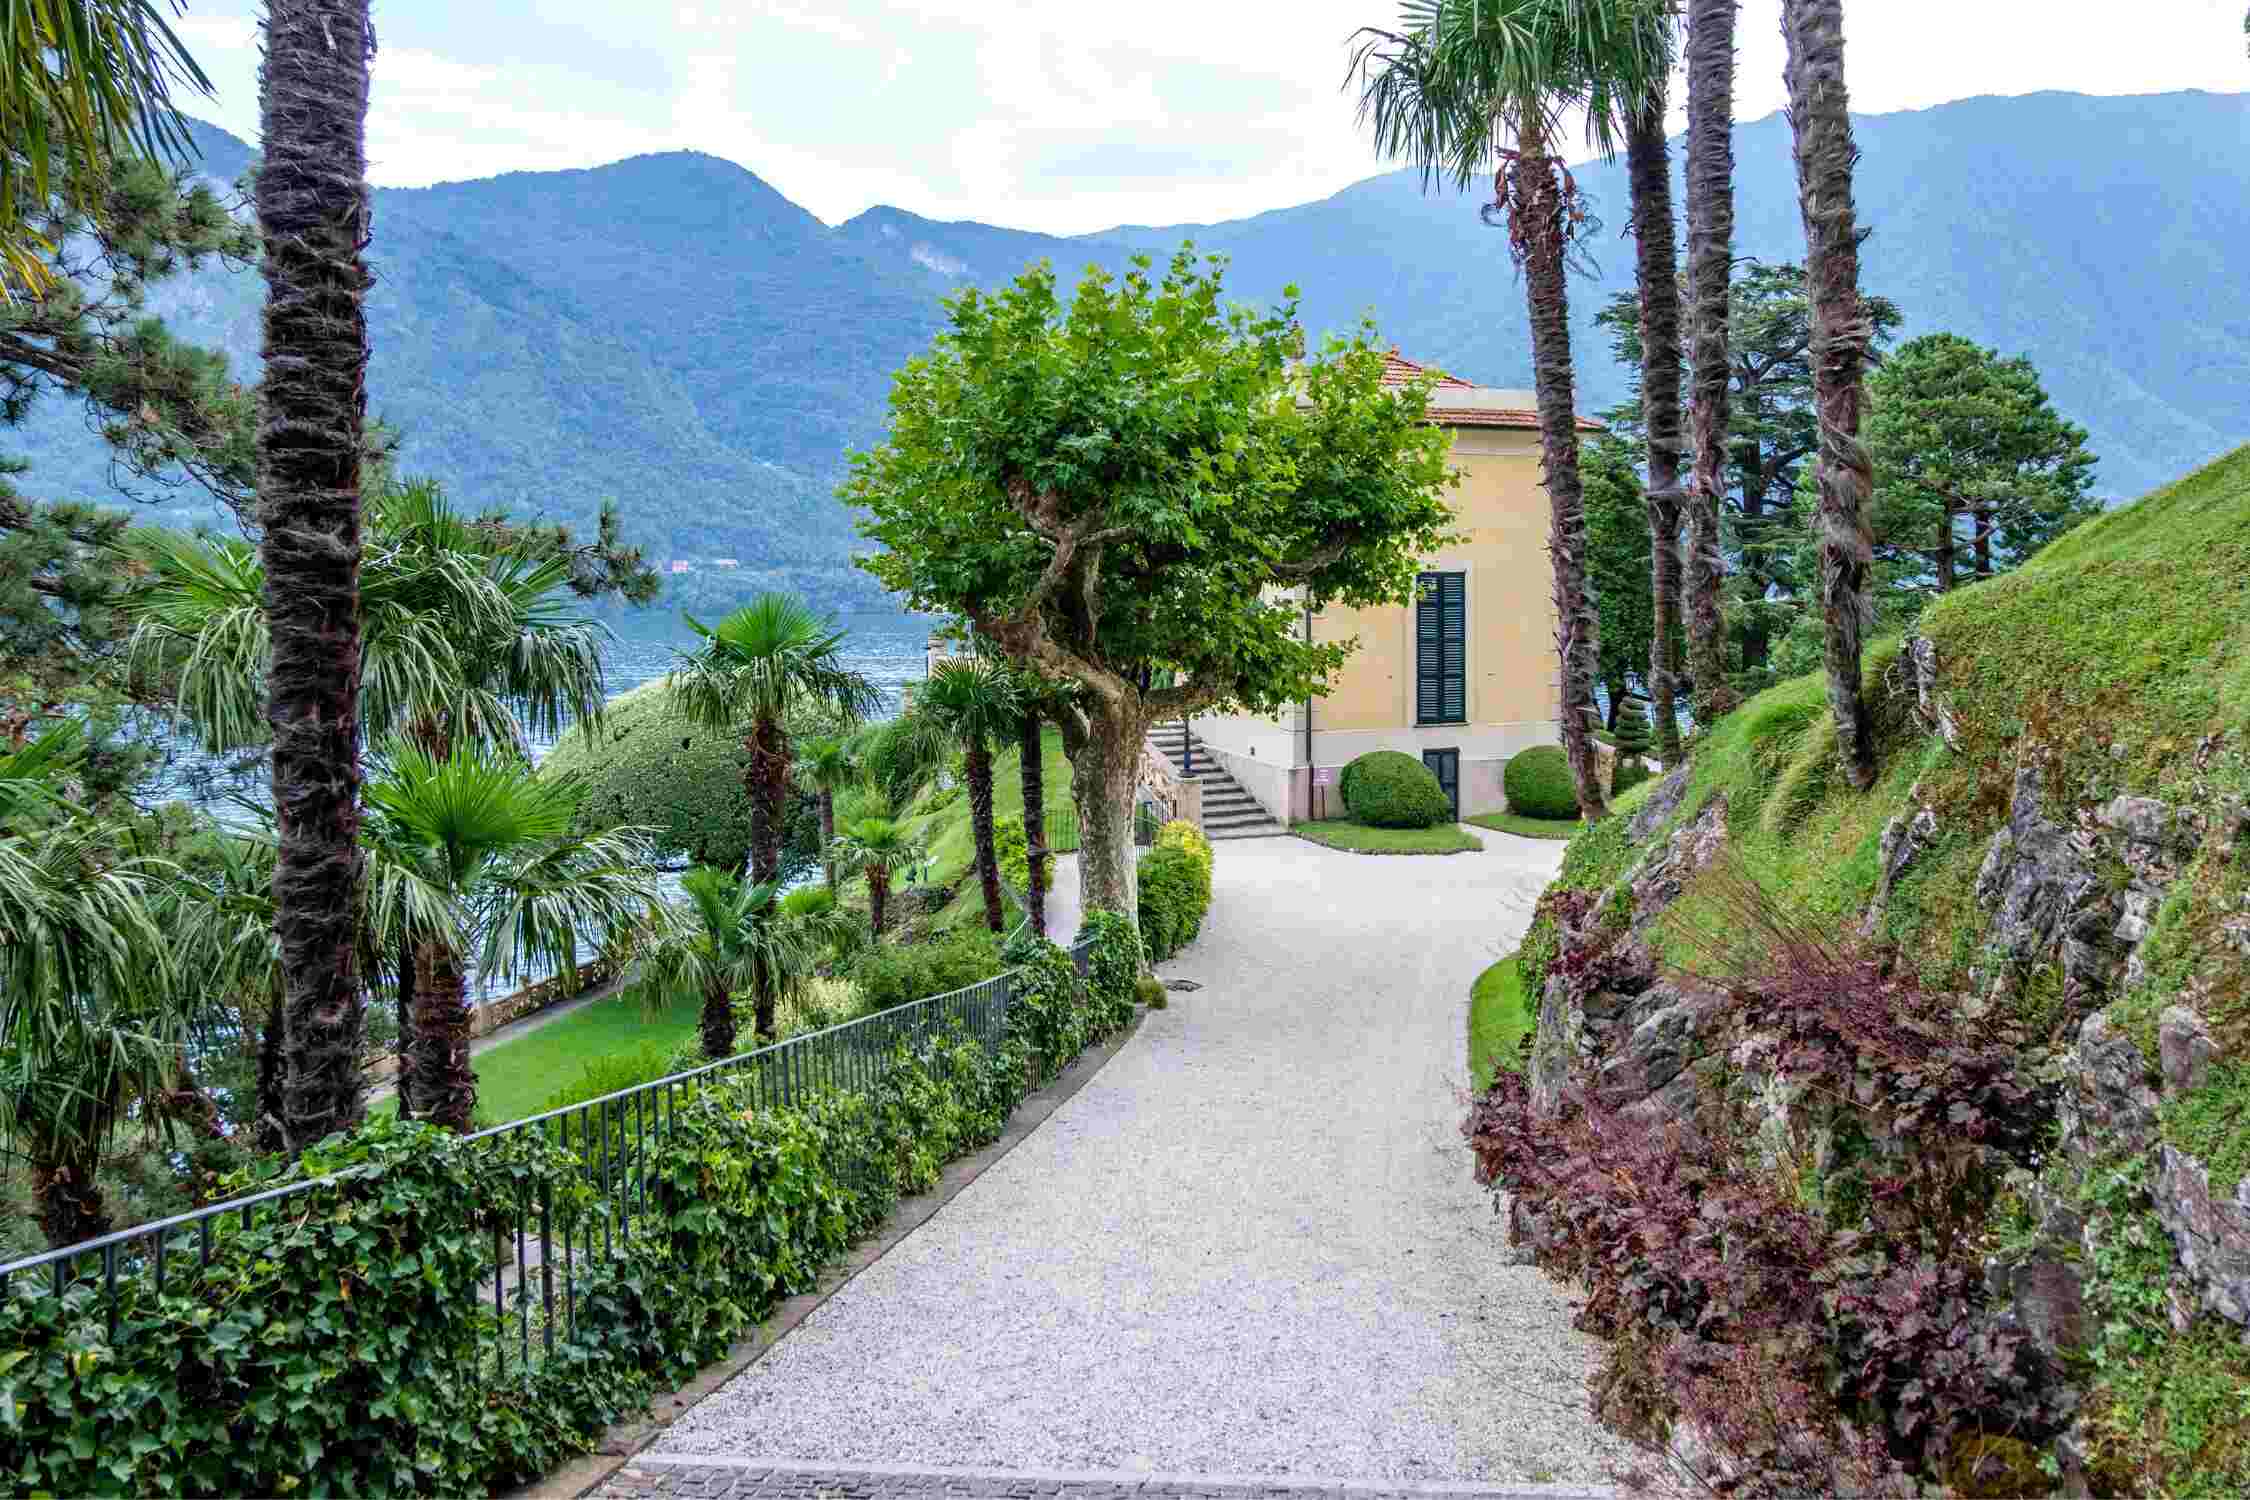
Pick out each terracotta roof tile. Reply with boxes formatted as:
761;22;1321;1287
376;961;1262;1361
1379;350;1476;389
1436;406;1606;432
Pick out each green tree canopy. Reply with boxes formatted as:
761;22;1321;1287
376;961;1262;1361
849;248;1455;920
1865;332;2098;593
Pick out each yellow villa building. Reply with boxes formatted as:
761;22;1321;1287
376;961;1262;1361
1170;353;1596;827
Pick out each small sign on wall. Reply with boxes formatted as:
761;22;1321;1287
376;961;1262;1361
1313;766;1336;787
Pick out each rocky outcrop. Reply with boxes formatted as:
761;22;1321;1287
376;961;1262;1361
1906;634;1964;750
2151;1147;2250;1326
1973;767;2114;1009
2058;1011;2161;1160
1862;804;1937;937
1627;794;1729;936
2160;1005;2217;1094
1627;766;1691;843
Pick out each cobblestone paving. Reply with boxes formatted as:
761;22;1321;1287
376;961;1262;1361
597;1460;1610;1500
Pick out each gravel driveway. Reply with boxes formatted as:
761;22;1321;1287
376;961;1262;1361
654;831;1621;1485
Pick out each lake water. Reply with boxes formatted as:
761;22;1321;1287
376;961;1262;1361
141;609;936;1004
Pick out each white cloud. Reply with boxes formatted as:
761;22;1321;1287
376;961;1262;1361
162;0;2250;233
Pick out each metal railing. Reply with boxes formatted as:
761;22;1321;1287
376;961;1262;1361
0;934;1097;1369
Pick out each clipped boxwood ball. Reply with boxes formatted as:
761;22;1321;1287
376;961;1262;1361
1504;745;1579;820
1339;750;1452;828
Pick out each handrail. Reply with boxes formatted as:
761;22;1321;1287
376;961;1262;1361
0;932;1097;1284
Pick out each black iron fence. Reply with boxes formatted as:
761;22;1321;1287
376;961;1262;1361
0;934;1095;1369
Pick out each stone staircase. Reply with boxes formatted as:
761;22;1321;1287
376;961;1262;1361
1146;723;1286;840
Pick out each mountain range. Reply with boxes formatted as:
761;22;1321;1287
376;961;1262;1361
10;88;2246;608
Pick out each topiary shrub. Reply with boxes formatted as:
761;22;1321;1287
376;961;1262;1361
1504;744;1580;820
1137;820;1215;960
1339;750;1451;828
1611;696;1653;760
993;814;1053;895
542;679;836;874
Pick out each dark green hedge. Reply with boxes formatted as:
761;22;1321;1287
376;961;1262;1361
1137;821;1214;961
1339;750;1451;828
1504;745;1580;820
0;922;1143;1498
849;928;1004;1017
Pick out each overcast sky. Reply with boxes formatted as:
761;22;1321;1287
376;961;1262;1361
173;1;2247;234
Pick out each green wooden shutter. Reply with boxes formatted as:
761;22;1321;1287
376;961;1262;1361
1439;572;1466;722
1418;571;1466;724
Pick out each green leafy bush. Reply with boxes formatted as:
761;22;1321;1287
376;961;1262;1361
0;933;1108;1497
999;931;1090;1080
1338;750;1451;828
540;1042;678;1113
848;928;1004;1016
1137;820;1215;960
993;814;1053;895
1137;976;1169;1010
1082;910;1143;1030
1504;744;1579;820
1613;755;1653;796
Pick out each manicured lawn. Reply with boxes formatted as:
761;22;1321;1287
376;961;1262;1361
464;987;699;1125
1289;818;1483;854
1467;809;1581;841
1469;954;1533;1087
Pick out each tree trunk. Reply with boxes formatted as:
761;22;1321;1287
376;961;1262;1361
1019;710;1048;938
1935;501;1958;592
965;739;1004;933
1973;504;1994;580
751;946;778;1042
260;0;374;1153
819;788;836;891
1627;92;1687;768
868;869;890;937
1517;113;1609;822
1070;708;1145;930
746;712;789;886
32;1145;109;1250
1784;0;1878;791
1684;0;1739;726
701;974;736;1061
393;931;416;1120
410;938;476;1133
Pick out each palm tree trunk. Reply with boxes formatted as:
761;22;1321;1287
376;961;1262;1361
32;1143;110;1250
394;931;416;1119
1684;0;1739;726
1935;502;1958;592
258;0;375;1152
819;789;836;892
1517;112;1609;822
253;996;286;1153
410;938;477;1132
1626;92;1686;769
965;739;1004;932
868;868;890;937
1783;0;1878;791
701;975;737;1061
746;712;789;886
1019;709;1047;937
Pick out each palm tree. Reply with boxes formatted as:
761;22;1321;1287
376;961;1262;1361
255;0;376;1152
1354;0;1651;821
0;729;177;1245
128;479;612;760
795;736;861;892
1621;18;1686;767
1;1;211;298
362;744;661;1131
1683;0;1738;725
1780;0;1877;790
915;657;1022;933
623;866;810;1057
832;817;923;940
1009;668;1072;938
672;593;883;888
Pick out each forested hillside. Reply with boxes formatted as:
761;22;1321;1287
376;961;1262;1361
8;91;2242;604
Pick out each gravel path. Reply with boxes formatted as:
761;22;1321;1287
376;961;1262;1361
654;832;1621;1485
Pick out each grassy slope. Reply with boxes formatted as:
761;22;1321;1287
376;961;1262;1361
1530;444;2250;1493
1468;955;1532;1088
882;727;1078;931
1291;818;1483;854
